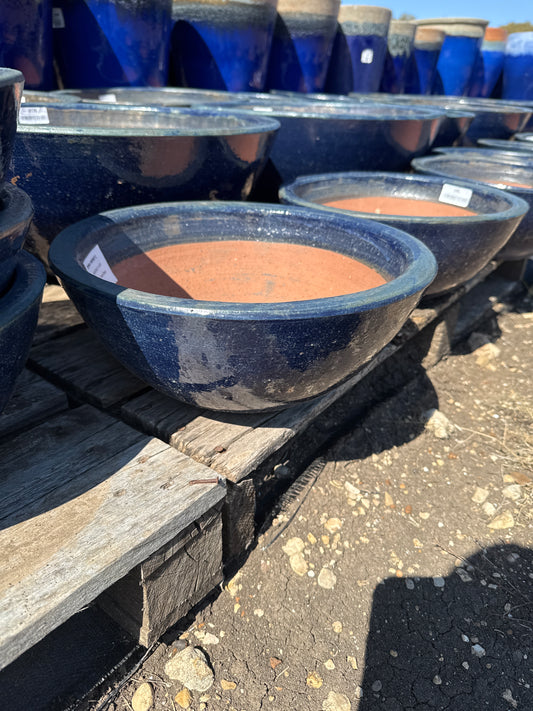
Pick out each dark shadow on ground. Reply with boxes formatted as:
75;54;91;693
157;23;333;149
359;544;533;710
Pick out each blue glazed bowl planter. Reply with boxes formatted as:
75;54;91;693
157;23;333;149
434;146;533;169
280;171;528;296
0;250;46;414
502;32;533;102
53;0;172;88
0;184;34;296
412;153;533;261
0;69;25;184
325;5;391;94
171;0;277;92
405;26;444;95
380;20;416;94
49;201;437;413
265;0;340;94
11;104;279;265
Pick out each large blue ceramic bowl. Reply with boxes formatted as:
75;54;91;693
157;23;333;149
434;146;533;168
11;103;279;265
49;201;437;413
412;154;533;261
0;184;34;296
280;172;528;296
0;250;46;414
0;68;24;183
54;87;242;107
228;99;443;199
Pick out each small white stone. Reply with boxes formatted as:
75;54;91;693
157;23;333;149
502;484;522;501
461;634;470;642
405;578;415;590
462;661;469;670
318;567;337;590
482;502;497;517
422;409;454;439
471;644;486;658
131;682;154;711
433;576;445;588
322;691;351;711
472;487;489;504
488;511;515;530
433;675;442;685
282;537;305;556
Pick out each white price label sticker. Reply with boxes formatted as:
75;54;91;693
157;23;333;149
52;7;65;29
438;183;473;208
83;245;118;283
361;48;374;64
19;106;50;125
98;93;117;103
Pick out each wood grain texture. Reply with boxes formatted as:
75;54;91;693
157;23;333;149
0;405;225;671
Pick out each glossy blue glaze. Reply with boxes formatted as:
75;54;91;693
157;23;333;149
280;171;528;296
412;154;533;260
53;0;172;88
0;1;53;90
0;185;34;295
405;46;441;95
171;0;277;92
380;22;415;94
434;146;533;169
478;137;533;153
326;31;388;94
265;10;340;93
469;42;506;98
227;100;442;199
0;69;24;184
56;87;242;107
49;201;436;412
502;33;533;102
0;251;46;414
432;35;483;96
10;104;279;265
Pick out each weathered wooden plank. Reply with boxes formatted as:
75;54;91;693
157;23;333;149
0;414;225;670
120;390;204;441
0;369;69;440
33;284;85;345
28;328;148;409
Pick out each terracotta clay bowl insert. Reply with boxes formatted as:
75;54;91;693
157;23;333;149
49;201;437;413
12;103;279;266
434;146;533;169
280;172;528;297
412;154;533;261
0;250;46;414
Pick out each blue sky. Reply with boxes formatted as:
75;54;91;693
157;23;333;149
341;0;532;27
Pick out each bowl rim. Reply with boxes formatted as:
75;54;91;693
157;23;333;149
0;183;34;234
279;171;530;224
351;93;532;116
515;133;533;143
411;155;533;194
0;68;25;88
478;137;533;151
434;146;533;164
0;251;46;329
49;201;438;320
227;101;445;121
16;104;281;137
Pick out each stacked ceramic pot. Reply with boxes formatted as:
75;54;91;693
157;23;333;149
0;68;46;415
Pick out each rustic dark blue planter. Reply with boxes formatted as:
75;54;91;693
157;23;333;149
0;1;53;90
265;0;340;94
171;0;277;92
0;69;24;184
49;201;436;412
412;153;533;261
380;20;415;94
11;104;279;265
53;0;172;88
0;250;46;414
280;171;528;296
0;185;34;296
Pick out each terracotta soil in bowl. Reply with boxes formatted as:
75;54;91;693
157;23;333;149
323;196;478;217
110;240;388;302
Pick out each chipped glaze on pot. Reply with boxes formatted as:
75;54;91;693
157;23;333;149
171;0;278;91
0;184;34;296
49;201;437;412
405;27;444;95
468;27;507;98
53;0;172;88
412;153;533;260
503;32;533;102
265;0;340;94
280;171;528;296
325;5;391;94
380;20;416;94
0;251;46;414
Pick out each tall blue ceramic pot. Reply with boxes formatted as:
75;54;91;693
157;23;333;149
469;27;507;98
171;0;278;92
265;0;340;93
0;0;53;90
502;32;533;102
325;5;391;95
380;20;415;94
416;18;488;96
404;26;444;95
53;0;172;88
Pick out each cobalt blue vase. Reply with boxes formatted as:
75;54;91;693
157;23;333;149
502;32;533;102
404;26;444;95
380;20;415;94
53;0;172;88
469;27;507;98
0;0;54;90
171;0;278;92
265;0;340;93
325;5;391;95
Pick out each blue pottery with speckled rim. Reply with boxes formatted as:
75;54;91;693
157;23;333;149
49;201;437;413
265;0;340;94
280;171;528;297
171;0;277;92
11;103;279;265
405;26;444;95
325;5;391;94
468;27;507;98
0;184;34;296
412;153;533;261
380;20;416;94
53;0;172;88
0;251;46;414
433;146;533;169
0;69;24;184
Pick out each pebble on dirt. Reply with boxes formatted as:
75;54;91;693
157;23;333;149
164;646;214;692
422;408;454;439
174;688;192;709
131;682;154;711
318;567;337;589
487;511;515;529
322;690;351;710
